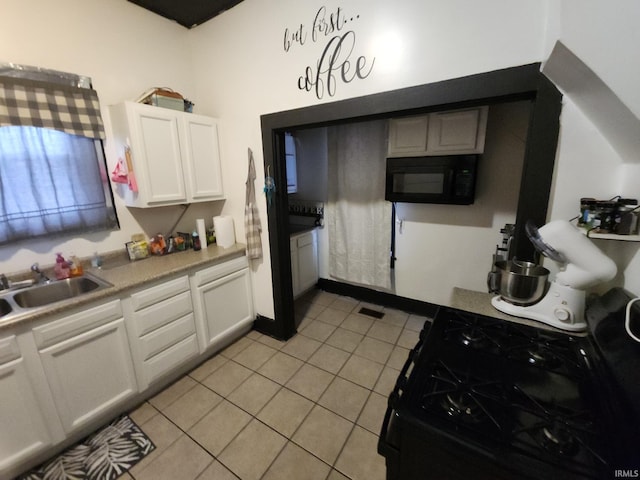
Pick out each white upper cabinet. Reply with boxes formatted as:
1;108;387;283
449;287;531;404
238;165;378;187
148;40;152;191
388;115;430;156
388;106;488;157
109;102;224;207
182;115;224;201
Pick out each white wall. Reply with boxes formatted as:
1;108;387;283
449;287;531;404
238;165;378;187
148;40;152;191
391;102;529;304
542;0;640;296
0;0;225;275
287;102;528;306
188;0;549;315
1;0;638;316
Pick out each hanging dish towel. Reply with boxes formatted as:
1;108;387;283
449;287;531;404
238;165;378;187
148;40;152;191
245;148;263;259
111;156;128;184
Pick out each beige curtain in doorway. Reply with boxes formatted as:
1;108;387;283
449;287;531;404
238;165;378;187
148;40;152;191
326;120;392;290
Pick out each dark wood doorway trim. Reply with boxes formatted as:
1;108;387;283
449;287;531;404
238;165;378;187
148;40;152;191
258;63;562;340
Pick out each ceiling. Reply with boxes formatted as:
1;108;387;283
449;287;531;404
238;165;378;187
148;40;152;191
128;0;244;29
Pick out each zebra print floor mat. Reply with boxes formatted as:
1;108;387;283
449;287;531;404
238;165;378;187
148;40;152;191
19;415;155;480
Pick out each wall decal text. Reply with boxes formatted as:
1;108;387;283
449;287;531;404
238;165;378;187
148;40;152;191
283;6;375;99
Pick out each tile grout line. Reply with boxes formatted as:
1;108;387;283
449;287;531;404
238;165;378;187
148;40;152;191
132;291;417;480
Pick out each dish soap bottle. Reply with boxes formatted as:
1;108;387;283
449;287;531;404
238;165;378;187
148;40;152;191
54;253;70;280
69;253;83;277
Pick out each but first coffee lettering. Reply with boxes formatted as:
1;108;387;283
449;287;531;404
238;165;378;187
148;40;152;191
283;23;306;52
312;6;346;42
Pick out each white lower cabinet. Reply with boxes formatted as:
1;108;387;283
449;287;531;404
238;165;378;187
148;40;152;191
2;255;254;478
0;333;62;478
124;275;199;390
191;256;254;352
33;300;138;435
291;229;319;298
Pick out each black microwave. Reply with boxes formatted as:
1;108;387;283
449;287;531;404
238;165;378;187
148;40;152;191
385;154;479;204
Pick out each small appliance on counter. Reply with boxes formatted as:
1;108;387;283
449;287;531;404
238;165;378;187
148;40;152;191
490;220;617;331
487;223;515;291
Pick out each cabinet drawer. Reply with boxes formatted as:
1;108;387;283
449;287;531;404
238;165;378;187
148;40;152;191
0;335;20;365
143;334;199;385
192;256;248;287
139;314;195;361
131;290;193;338
33;300;122;349
130;275;190;312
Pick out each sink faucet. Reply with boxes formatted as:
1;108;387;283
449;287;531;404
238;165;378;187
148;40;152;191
31;263;50;284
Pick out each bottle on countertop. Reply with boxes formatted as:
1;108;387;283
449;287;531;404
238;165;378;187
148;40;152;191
91;252;103;268
54;253;71;280
68;253;83;277
192;230;201;251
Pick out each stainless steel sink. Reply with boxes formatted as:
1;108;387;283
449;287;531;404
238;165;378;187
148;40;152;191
0;298;12;318
11;274;112;309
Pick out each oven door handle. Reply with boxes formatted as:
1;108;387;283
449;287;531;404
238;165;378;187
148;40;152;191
378;336;423;458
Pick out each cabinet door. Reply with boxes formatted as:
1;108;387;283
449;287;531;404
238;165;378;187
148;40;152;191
194;268;253;351
290;237;300;298
296;231;319;294
0;336;54;475
39;318;137;434
388;116;429;157
426;107;488;154
133;105;187;205
181;115;224;201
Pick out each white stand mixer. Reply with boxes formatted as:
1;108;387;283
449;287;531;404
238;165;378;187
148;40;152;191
492;220;617;331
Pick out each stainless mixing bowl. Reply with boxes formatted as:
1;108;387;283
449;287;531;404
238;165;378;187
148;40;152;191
493;260;550;306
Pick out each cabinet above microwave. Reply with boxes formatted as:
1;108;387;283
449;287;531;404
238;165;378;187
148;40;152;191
388;106;488;157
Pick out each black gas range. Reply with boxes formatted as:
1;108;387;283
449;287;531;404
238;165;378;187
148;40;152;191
378;288;640;480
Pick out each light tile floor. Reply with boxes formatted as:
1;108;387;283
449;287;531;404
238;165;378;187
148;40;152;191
119;289;429;480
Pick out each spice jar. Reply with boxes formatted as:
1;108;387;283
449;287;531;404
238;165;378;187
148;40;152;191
579;198;597;227
594;201;617;233
615;200;639;235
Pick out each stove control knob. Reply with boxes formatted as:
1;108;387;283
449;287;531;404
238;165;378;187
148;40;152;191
554;307;572;323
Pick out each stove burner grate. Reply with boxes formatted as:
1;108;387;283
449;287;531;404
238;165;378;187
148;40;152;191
440;308;588;377
441;392;484;422
420;361;507;433
444;311;507;352
540;423;579;456
510;384;609;468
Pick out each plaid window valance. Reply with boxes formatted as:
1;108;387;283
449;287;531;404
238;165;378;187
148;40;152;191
0;76;105;139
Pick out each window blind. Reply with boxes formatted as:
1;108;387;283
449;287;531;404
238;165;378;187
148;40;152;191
0;76;105;139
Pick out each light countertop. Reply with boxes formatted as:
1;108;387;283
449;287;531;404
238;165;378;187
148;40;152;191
450;287;588;335
0;243;246;331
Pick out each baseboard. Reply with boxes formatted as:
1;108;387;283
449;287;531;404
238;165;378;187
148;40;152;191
316;278;439;318
253;314;295;341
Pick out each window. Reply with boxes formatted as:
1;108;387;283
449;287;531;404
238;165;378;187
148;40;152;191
284;132;298;194
0;65;118;244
